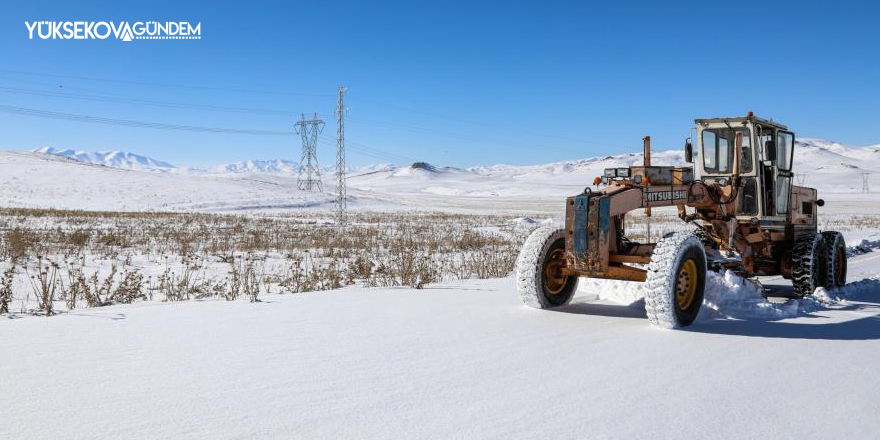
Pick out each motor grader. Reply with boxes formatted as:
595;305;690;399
516;113;847;328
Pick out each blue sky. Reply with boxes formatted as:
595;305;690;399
0;1;877;168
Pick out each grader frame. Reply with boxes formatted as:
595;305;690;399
517;113;847;328
560;113;823;283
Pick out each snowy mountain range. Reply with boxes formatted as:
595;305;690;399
210;159;301;174
9;138;878;213
31;138;880;177
32;147;175;171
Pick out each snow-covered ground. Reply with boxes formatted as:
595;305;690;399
2;138;880;439
2;249;878;439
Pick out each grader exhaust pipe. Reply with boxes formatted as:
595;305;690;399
644;135;651;240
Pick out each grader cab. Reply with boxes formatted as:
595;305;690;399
516;113;847;328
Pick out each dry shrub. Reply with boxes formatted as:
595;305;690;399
5;228;35;263
26;256;60;316
0;266;15;314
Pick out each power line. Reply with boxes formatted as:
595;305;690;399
2;82;589;156
0;68;334;98
0;86;298;116
1;69;630;166
345;115;588;155
862;171;871;193
318;136;415;164
0;101;410;163
0;74;136;97
348;95;618;148
3;69;618;149
0;104;293;136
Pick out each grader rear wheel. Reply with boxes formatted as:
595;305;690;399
791;233;829;298
822;231;847;288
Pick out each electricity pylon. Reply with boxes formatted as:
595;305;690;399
335;86;348;224
295;112;324;192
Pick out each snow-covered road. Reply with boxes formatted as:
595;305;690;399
2;253;879;439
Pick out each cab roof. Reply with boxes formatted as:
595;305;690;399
695;114;788;130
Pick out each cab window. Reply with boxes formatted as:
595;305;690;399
702;131;717;171
737;178;758;216
776;176;791;214
777;131;794;171
702;128;752;174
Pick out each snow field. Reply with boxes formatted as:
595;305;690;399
3;138;880;438
2;263;879;439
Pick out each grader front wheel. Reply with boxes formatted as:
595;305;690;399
516;227;579;309
644;231;707;328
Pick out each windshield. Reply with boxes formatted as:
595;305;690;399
702;127;752;174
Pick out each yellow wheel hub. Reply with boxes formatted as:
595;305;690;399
543;249;569;295
675;259;698;310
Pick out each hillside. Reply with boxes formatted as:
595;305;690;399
5;138;878;213
31;147;175;172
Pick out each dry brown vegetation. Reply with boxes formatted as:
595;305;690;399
0;208;528;315
3;207;871;316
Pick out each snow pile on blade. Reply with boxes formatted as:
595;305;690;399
703;270;880;320
848;238;880;257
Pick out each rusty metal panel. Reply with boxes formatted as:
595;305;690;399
646;167;673;185
597;196;610;271
572;194;590;259
565;196;575;254
645;167;692;185
586;196;600;270
789;185;817;227
673;168;694;184
608;187;644;216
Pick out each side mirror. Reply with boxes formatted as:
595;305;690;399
684;139;693;163
816;199;825;207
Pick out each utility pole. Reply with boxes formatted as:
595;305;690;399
335;86;348;225
295;112;324;192
862;172;871;193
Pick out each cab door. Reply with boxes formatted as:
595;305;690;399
773;131;795;218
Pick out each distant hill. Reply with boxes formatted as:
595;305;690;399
32;147;175;171
11;138;878;212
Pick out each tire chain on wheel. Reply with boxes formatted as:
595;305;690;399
644;229;706;329
791;233;827;298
